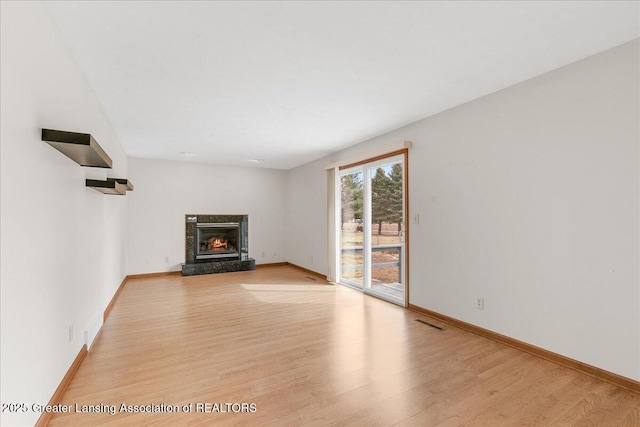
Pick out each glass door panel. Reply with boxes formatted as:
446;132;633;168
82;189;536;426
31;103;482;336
340;171;364;288
367;162;404;302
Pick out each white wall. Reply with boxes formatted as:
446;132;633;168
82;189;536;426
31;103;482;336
126;158;287;274
286;40;640;381
0;2;129;426
285;159;331;273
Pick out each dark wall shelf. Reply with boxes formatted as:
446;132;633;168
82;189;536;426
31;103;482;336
44;128;133;196
86;179;127;195
107;178;134;191
42;129;113;168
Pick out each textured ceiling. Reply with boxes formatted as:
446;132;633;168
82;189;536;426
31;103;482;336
45;1;638;169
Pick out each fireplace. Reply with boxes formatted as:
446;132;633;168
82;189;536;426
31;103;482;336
183;214;254;276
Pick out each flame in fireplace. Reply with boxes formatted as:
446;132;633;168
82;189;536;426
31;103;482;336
209;238;228;251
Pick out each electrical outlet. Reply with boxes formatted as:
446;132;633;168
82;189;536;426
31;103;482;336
144;258;150;265
414;214;420;224
164;257;169;264
476;297;484;310
68;324;74;342
261;251;265;258
310;256;314;264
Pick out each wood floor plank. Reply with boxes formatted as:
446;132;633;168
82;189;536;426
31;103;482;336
48;266;640;426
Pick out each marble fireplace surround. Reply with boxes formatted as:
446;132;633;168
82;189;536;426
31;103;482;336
182;214;255;276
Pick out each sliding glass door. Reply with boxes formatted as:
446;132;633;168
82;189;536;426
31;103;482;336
339;154;406;305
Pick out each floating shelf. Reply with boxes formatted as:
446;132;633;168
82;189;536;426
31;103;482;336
42;129;113;168
86;179;126;195
107;178;134;191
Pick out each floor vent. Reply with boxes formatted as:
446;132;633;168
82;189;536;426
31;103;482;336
306;276;317;281
416;319;445;331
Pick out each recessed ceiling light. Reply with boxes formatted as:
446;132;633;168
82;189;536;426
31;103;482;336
247;159;263;163
180;151;198;157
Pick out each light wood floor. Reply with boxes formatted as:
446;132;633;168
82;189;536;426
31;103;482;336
50;266;640;426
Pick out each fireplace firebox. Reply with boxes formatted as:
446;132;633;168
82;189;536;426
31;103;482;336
196;222;240;260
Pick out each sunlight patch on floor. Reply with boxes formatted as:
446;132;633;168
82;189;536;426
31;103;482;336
240;284;334;292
